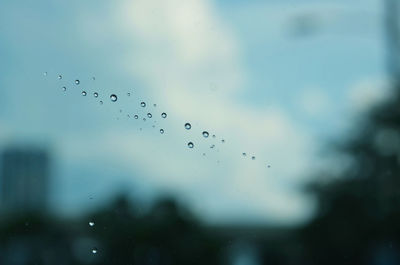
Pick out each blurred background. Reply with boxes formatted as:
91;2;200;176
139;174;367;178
0;0;399;264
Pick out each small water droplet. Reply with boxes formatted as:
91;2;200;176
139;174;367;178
203;153;206;156
99;101;103;105
43;72;48;76
127;114;130;118
75;79;80;85
160;129;164;134
62;86;67;91
185;123;191;130
92;248;98;254
89;221;95;227
82;91;87;96
92;77;96;81
93;92;98;98
267;165;271;168
251;156;256;160
140;102;146;107
221;139;225;143
58;74;62;80
127;92;130;96
119;109;123;113
212;135;216;138
152;125;155;128
153;103;157;107
139;128;142;131
188;142;194;148
143;118;146;121
110;94;117;102
147;113;152;118
134;115;138;119
242;153;246;157
202;131;209;138
210;144;215;149
161;112;167;118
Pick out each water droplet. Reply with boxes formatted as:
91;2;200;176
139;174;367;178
267;165;271;168
221;139;225;143
93;92;98;98
127;92;131;96
143;118;146;121
242;153;246;157
75;79;80;85
210;144;215;149
58;74;62;80
134;115;138;119
185;123;191;130
251;156;256;160
127;114;130;118
43;72;47;76
82;91;87;96
89;221;95;227
188;142;194;148
140;102;146;107
203;153;206;156
147;113;152;118
153;103;157;107
110;94;117;102
62;86;66;92
152;125;155;128
139;128;142;131
202;131;209;138
92;77;96;81
161;112;167;118
160;129;164;134
92;248;98;254
212;135;216;138
99;101;103;105
119;109;123;113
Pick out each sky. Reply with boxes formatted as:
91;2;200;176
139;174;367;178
0;0;392;225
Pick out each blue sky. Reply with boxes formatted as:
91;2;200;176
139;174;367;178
0;0;391;225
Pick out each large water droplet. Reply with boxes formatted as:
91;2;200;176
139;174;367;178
147;113;152;118
92;248;98;254
82;91;87;96
185;123;191;130
202;131;209;138
58;74;62;80
89;221;95;227
161;112;167;118
62;86;66;92
110;94;117;102
160;129;164;134
75;79;80;85
134;115;138;119
188;142;194;148
140;102;146;107
93;92;98;98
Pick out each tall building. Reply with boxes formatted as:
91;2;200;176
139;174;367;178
0;146;50;214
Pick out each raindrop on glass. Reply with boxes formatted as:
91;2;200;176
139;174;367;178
221;139;225;143
82;91;87;96
140;102;146;107
134;115;138;119
99;101;103;105
161;112;167;118
202;131;209;138
251;156;256;160
147;113;152;118
75;79;80;85
267;165;271;168
242;153;246;157
143;118;146;121
58;74;62;80
89;221;95;227
127;92;131;97
43;72;47;76
202;153;206;156
119;109;122;113
185;123;191;130
92;248;98;254
110;94;117;102
210;144;215;149
153;104;157;107
93;92;98;98
92;77;96;81
62;86;66;92
188;142;194;148
160;129;164;134
212;135;216;138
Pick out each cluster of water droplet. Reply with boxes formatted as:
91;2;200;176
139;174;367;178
47;72;272;168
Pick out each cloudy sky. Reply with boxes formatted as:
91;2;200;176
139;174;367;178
0;0;390;225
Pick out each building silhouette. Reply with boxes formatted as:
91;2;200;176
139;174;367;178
0;146;50;215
